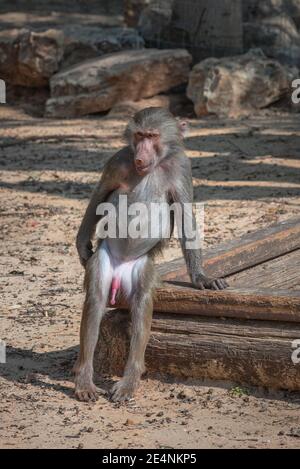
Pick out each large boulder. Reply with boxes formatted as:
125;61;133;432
0;26;144;86
61;26;144;69
187;49;291;118
45;48;192;118
243;0;285;20
243;0;300;28
0;28;64;87
244;14;300;67
137;0;174;44
138;0;243;61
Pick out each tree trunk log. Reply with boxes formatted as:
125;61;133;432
95;309;300;391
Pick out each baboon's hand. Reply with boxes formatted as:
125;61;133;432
192;273;228;291
76;239;93;268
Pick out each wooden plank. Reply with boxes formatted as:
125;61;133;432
116;284;300;323
95;310;300;391
228;249;300;291
158;217;300;282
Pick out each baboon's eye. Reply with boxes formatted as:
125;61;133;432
134;132;143;142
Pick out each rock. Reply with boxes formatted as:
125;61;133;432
124;418;136;426
0;28;64;87
107;95;171;118
124;0;152;27
45;49;192;118
243;0;284;20
61;26;144;69
138;0;243;61
6;83;49;117
0;25;143;86
288;0;300;29
243;0;300;28
244;15;300;66
187;49;290;118
108;92;193;119
138;0;174;44
176;388;195;401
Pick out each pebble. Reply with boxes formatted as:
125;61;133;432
124;418;136;426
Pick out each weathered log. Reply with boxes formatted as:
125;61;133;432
97;218;300;390
158;217;300;282
116;285;300;323
228;249;300;291
155;286;300;322
94;309;300;391
114;217;300;321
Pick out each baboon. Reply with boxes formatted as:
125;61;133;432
75;107;227;402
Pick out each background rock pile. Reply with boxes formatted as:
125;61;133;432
0;0;299;118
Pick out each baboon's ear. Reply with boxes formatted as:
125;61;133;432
177;119;189;138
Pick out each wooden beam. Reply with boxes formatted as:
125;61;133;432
116;284;300;323
114;218;300;321
98;218;300;390
158;217;300;282
228;249;300;290
95;310;300;391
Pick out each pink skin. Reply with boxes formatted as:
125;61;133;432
134;135;159;175
110;276;120;305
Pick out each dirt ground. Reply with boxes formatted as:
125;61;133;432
1;102;300;449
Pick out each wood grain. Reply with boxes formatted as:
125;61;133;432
99;218;300;391
95;310;300;391
158;217;300;282
228;249;300;290
116;284;300;323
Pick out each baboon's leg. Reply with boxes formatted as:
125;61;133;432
74;243;112;401
111;258;155;402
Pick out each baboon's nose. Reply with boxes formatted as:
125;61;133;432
135;158;143;168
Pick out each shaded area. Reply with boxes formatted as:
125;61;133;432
1;114;300;202
1;345;299;404
0;345;78;398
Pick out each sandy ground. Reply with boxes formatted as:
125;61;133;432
1;103;300;449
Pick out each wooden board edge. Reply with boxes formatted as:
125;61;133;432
115;285;300;323
158;217;300;281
